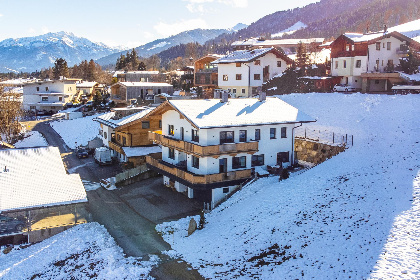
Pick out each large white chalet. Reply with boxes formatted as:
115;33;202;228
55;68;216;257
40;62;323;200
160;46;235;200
146;94;315;205
330;19;420;92
213;48;293;97
22;79;77;113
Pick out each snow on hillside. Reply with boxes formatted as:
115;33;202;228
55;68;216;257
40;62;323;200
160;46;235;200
0;223;158;280
272;21;308;38
50;115;100;149
157;93;420;279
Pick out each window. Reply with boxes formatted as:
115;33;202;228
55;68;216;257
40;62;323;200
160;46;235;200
58;97;63;102
122;136;127;146
251;154;264;167
254;74;261;80
236;74;242;80
343;60;347;68
232;88;237;94
168;148;175;159
355;60;361;68
41;96;48;102
223;187;229;193
277;61;282;67
241;88;246;94
192;129;199;142
270;128;276;139
220;131;234;144
159;120;162;128
236;62;241;67
255;129;260;141
192;156;199;168
142;121;150;129
117;134;121;141
376;42;381;50
277;152;289;164
45;87;49;91
346;44;350;51
180;127;184;141
103;132;107;140
30;106;36;110
387;42;391;50
239;130;247;142
335;61;338;69
168;125;174;136
36;87;40;91
254;60;260;65
223;75;228;81
281;127;287;138
232;156;246;169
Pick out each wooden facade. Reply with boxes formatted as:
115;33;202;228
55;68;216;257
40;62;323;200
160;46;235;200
113;116;161;147
330;35;368;59
149;130;258;157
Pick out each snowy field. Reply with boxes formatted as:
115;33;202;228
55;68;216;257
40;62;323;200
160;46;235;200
157;93;420;279
14;131;48;148
50;115;100;149
0;223;158;280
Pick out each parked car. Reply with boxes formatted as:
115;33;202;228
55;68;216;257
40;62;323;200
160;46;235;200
333;84;356;92
0;215;26;233
94;147;113;165
76;147;89;159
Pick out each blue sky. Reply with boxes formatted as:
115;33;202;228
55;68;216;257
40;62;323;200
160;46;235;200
0;0;319;48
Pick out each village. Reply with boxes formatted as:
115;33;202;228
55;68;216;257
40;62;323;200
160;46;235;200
0;16;419;280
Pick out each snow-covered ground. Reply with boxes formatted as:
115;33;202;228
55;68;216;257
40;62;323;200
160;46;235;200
13;131;48;148
50;115;100;149
0;223;158;280
157;93;420;279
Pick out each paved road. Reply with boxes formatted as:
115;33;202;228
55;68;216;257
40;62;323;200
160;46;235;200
27;120;205;279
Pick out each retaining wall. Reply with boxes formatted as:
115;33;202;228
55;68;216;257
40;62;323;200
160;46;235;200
295;139;346;164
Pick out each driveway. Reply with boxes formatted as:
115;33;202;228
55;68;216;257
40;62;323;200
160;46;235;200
26;119;205;279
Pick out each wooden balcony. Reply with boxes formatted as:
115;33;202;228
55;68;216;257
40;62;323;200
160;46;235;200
149;131;258;157
146;155;252;185
108;140;124;155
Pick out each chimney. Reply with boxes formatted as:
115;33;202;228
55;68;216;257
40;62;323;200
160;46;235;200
221;91;229;103
259;91;266;102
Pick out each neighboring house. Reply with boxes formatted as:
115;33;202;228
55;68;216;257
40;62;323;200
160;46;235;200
110;82;173;106
76;81;99;95
116;71;166;83
194;54;223;95
94;107;161;165
213;48;293;97
145;94;315;206
0;147;88;243
231;37;325;53
330;25;420;92
22;79;77;113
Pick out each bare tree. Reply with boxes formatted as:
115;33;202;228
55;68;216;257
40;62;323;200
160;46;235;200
0;86;23;143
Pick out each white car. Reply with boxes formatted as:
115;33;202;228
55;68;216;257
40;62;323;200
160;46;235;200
333;84;356;92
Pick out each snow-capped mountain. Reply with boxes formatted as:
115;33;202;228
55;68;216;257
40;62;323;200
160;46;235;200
96;28;230;66
0;31;122;72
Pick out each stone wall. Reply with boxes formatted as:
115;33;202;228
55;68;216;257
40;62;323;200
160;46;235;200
295;138;346;164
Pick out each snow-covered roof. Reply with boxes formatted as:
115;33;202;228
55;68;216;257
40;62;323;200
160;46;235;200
213;48;292;64
116;82;173;87
232;38;324;47
122;146;162;157
94;108;153;129
0;147;87;212
166;97;315;129
391;85;420;90
76;81;98;88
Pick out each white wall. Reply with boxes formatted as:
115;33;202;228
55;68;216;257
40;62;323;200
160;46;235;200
367;36;403;73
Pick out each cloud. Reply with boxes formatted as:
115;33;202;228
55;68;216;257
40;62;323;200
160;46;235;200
0;14;3;17
184;0;247;14
219;0;248;8
153;18;208;37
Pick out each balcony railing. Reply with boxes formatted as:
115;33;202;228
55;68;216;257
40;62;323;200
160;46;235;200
108;140;124;154
149;131;259;157
146;155;252;185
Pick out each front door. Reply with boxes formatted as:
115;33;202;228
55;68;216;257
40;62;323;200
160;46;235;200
219;158;227;173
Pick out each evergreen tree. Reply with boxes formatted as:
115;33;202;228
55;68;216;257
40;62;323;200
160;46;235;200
53;58;69;80
296;42;309;76
138;61;146;71
399;47;420;75
87;59;97;81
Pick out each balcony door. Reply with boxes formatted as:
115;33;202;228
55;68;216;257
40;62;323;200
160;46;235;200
219;158;227;173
